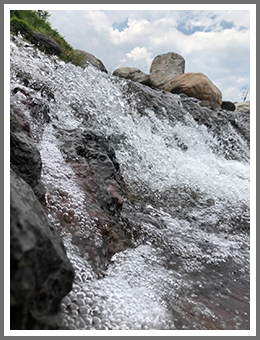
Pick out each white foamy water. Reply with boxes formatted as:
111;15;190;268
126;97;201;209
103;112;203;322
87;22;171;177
10;35;250;331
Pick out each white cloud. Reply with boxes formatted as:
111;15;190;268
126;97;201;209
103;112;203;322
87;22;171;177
126;47;152;63
48;9;252;102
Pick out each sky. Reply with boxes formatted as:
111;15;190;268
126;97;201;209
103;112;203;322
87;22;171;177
48;7;252;103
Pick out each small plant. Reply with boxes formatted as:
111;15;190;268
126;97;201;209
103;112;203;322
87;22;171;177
10;17;33;38
10;10;87;67
68;50;87;67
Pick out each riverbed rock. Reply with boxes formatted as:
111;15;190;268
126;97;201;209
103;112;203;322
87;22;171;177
113;67;150;85
149;52;185;89
56;128;133;274
10;131;46;201
30;32;63;56
163;73;222;109
10;170;74;329
74;49;108;73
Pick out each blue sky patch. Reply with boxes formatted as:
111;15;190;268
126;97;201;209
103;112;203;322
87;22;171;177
220;20;234;30
112;19;129;32
177;22;205;35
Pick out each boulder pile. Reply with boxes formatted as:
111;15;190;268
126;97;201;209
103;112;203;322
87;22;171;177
112;52;236;110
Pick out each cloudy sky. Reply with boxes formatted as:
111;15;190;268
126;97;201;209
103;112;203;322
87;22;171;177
48;7;252;102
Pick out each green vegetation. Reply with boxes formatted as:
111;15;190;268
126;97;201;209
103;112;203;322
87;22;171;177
10;10;86;65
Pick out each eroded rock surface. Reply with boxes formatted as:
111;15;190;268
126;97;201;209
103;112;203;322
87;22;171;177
10;171;74;329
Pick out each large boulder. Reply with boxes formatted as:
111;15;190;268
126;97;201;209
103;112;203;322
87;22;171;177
163;73;222;109
149;52;185;89
112;67;150;85
30;32;63;56
74;49;108;73
10;170;74;329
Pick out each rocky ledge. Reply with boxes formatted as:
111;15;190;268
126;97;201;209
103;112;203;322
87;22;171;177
10;104;74;330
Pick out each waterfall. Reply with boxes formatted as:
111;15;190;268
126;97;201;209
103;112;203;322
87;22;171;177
10;34;250;331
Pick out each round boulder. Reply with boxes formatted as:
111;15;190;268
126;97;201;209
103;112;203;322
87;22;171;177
113;67;150;85
221;101;236;111
74;49;108;73
149;52;185;89
163;72;222;109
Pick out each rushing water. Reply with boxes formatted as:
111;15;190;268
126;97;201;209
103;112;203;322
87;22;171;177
10;35;250;331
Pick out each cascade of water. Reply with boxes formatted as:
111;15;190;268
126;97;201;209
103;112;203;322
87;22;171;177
10;35;250;330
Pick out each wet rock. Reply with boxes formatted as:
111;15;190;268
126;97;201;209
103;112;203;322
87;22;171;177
30;32;63;56
10;131;46;201
54;128;134;273
149;52;185;89
163;73;222;109
10;103;31;138
179;94;249;162
62;129;124;216
74;49;108;73
10;171;74;329
113;67;150;85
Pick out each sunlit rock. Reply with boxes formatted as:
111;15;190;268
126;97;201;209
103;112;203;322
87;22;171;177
163;72;222;109
149;52;185;89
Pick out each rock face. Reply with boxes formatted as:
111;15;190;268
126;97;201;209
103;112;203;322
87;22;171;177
74;49;108;73
57;128;133;274
10;131;46;201
149;52;185;89
10;102;74;329
10;170;74;329
112;67;150;85
30;32;63;56
163;73;222;109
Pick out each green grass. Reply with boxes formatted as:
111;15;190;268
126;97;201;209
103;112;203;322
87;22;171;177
10;10;86;66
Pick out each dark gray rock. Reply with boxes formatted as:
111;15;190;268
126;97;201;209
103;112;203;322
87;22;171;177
179;94;250;162
113;67;150;86
61;129;123;217
10;131;45;201
10;171;74;329
221;101;236;111
10;103;31;138
30;32;63;56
